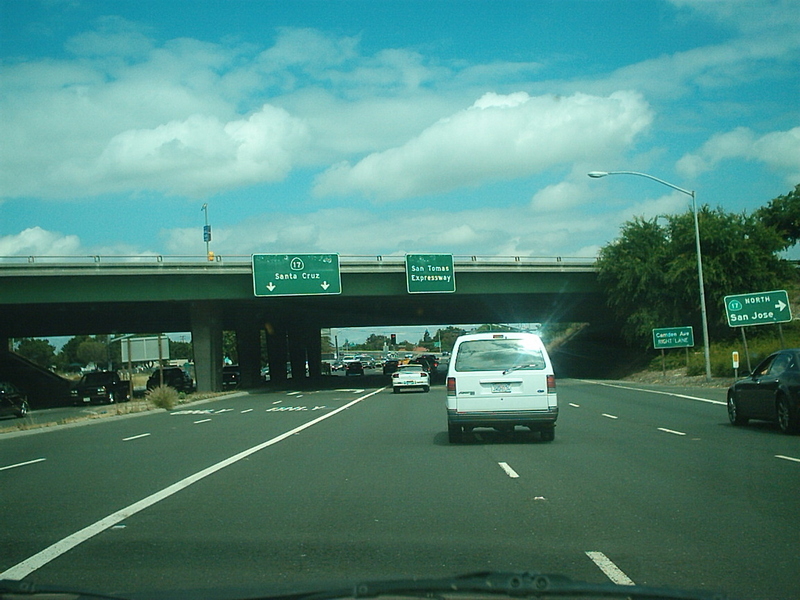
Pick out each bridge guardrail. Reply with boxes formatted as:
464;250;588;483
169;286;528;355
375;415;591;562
0;254;599;267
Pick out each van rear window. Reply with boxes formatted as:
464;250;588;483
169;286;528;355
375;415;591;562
454;339;546;372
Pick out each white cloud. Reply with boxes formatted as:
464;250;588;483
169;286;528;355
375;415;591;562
677;126;800;184
0;227;82;256
48;104;309;197
530;181;588;212
313;91;652;201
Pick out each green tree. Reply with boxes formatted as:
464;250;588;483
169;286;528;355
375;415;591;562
58;335;92;368
169;339;193;361
15;338;56;368
77;339;109;367
223;331;238;364
433;326;467;353
362;334;389;351
753;183;800;250
598;204;794;348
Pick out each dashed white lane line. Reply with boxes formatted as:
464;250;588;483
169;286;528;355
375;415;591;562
657;427;687;436
122;433;150;442
0;386;387;581
240;409;253;414
498;462;520;478
568;402;580;408
0;458;46;472
776;454;800;463
193;418;212;424
586;551;635;586
602;413;618;419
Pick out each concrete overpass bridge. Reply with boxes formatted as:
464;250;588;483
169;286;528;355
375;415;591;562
0;254;611;393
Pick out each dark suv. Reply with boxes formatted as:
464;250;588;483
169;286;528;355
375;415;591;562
345;361;364;376
72;371;131;405
147;367;194;393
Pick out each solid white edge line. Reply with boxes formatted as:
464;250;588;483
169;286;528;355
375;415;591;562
775;454;800;463
586;551;635;586
657;427;687;436
0;458;46;471
582;380;725;405
0;386;387;581
498;461;520;478
122;433;150;442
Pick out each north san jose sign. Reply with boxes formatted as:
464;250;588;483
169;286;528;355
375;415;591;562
652;326;694;350
252;254;341;297
405;253;456;294
724;290;792;327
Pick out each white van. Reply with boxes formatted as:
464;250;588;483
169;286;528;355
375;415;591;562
445;331;557;443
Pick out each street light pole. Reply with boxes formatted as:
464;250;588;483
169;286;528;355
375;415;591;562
588;170;712;381
201;203;213;260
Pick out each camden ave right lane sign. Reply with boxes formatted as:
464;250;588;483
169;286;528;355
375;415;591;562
724;290;792;327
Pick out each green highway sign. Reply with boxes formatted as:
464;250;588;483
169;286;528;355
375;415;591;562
405;253;456;293
724;290;792;327
652;326;694;350
252;254;341;297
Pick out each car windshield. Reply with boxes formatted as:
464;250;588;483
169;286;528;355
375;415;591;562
454;340;546;372
81;372;113;384
2;2;798;600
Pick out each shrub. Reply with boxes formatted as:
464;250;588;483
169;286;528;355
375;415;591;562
146;384;179;410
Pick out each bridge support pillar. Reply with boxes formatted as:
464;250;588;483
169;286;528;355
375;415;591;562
235;317;262;389
265;322;288;383
191;302;223;392
288;326;307;381
305;325;323;379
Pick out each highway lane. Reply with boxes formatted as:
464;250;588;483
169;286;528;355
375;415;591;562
1;380;798;599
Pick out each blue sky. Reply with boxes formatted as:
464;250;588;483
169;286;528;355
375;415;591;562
1;0;798;263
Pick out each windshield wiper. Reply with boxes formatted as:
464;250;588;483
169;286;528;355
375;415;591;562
502;364;538;375
1;571;734;600
302;571;733;600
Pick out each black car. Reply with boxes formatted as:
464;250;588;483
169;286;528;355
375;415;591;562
345;361;364;376
147;367;194;393
0;381;30;418
727;349;800;434
382;359;400;375
71;371;131;405
223;365;239;388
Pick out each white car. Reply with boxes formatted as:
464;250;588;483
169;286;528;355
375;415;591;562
392;364;430;393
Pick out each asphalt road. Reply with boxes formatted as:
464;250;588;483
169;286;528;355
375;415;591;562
1;378;798;599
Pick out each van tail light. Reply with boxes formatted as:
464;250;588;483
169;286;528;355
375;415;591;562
447;376;456;396
547;374;556;394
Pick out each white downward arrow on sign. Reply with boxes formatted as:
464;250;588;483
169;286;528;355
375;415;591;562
267;282;275;292
321;281;329;290
775;300;787;311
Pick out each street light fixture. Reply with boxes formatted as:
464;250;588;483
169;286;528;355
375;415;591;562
588;170;712;381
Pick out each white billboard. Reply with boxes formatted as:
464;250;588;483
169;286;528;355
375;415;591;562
120;336;170;362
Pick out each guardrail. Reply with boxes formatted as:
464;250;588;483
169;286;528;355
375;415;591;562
0;254;599;266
